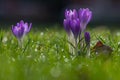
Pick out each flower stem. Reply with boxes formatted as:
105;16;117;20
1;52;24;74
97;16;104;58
18;39;23;48
86;44;90;58
75;38;78;56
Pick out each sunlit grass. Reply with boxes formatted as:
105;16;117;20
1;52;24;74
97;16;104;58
0;26;120;80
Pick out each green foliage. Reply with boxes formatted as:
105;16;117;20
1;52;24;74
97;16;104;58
0;26;120;80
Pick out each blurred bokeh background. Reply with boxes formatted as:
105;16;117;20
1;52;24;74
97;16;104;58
0;0;120;26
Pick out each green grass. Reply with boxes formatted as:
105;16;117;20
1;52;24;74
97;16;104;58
0;26;120;80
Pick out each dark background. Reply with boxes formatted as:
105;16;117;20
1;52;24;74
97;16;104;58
0;0;120;26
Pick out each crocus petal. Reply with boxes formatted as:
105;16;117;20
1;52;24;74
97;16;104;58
17;23;20;27
12;26;24;39
78;8;92;32
20;20;24;24
72;9;78;19
28;23;32;32
65;9;72;19
65;9;69;19
79;8;86;23
70;18;80;38
63;19;71;35
82;8;92;24
65;9;78;20
24;23;29;33
23;22;32;34
16;27;24;39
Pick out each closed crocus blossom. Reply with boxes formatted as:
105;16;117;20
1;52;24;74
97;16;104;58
84;32;90;45
79;8;92;32
64;9;78;35
84;32;91;57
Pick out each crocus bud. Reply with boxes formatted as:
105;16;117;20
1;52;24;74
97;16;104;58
84;32;90;45
79;8;92;32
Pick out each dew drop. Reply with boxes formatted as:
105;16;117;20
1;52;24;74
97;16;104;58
2;36;8;43
40;53;46;62
64;58;69;62
116;32;120;36
50;67;61;78
40;32;44;36
11;57;15;62
35;48;38;52
61;49;64;52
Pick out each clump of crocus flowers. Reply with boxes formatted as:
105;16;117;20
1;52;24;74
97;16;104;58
63;8;92;56
11;20;32;47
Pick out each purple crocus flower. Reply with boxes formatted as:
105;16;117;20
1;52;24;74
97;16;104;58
64;9;78;35
79;8;92;32
64;9;81;37
12;20;32;40
63;8;92;55
84;32;90;45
